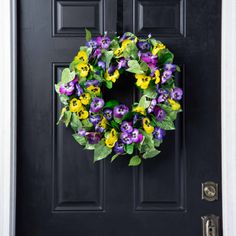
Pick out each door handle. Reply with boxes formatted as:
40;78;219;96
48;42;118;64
202;215;219;236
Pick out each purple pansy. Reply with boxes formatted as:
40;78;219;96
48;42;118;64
86;132;102;144
90;97;104;113
161;70;172;84
170;87;183;101
117;58;127;69
120;121;133;133
59;82;75;96
85;79;100;88
95;123;105;133
93;48;102;59
76;83;83;96
89;114;101;125
158;88;168;94
113;105;129;119
103;109;113;121
153;127;166;140
140;52;157;66
131;128;143;143
137;41;150;50
114;141;125;154
96;36;111;49
98;61;106;71
78;128;86;136
133;114;139;125
157;94;169;103
120;132;133;144
86;39;97;48
154;107;166;121
164;63;176;72
108;65;116;74
148;99;157;113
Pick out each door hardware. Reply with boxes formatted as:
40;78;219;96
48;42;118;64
202;181;218;201
202;215;219;236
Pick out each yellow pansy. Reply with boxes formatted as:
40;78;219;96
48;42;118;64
121;39;132;49
105;128;118;148
142;118;154;134
69;98;82;112
86;85;101;96
152;42;166;55
77;108;89;120
168;99;181;111
133;106;146;115
79;93;91;105
77;63;90;77
135;74;151;90
74;51;88;63
105;69;120;83
154;69;161;84
114;47;123;57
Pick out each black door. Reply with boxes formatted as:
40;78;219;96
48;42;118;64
16;0;222;235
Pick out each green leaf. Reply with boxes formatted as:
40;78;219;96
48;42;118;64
111;153;120;162
153;116;175;130
82;119;93;128
143;86;157;98
138;130;155;153
176;65;181;72
102;50;114;68
110;39;120;50
70;113;82;131
84;143;96;150
154;139;162;148
122;111;134;121
125;143;134;155
105;80;113;89
129;155;142;166
123;42;138;59
85;28;92;41
94;140;112;162
158;49;174;65
61;68;75;84
114;116;122;124
59;94;69;105
140;61;149;72
72;134;87;145
64;110;72;127
138;95;151;109
55;83;62;94
126;60;144;74
143;148;161;159
57;107;67;125
104;100;119;109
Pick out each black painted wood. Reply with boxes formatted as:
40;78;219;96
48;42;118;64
16;0;222;235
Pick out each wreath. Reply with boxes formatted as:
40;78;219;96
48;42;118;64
55;30;183;166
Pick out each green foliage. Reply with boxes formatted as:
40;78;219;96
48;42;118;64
102;50;113;68
138;95;151;108
70;113;82;131
143;86;157;98
152;115;175;130
72;134;87;145
125;143;135;155
126;60;144;74
57;107;67;125
123;42;138;59
85;28;92;41
82;119;93;128
158;49;174;65
94;140;112;162
104;100;119;109
105;80;113;89
64;110;72;127
61;68;75;84
140;61;149;72
138;130;155;153
111;153;120;162
84;143;96;150
143;148;160;159
129;155;141;166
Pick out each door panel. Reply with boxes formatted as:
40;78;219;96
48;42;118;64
16;0;222;235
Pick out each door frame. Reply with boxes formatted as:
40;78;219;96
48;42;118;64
0;0;235;235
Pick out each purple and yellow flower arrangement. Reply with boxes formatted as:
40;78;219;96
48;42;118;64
55;30;183;166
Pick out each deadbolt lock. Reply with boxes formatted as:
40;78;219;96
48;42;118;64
202;181;218;201
202;215;219;236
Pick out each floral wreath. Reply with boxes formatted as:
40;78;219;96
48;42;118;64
55;30;183;166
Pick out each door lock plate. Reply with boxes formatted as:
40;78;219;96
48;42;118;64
202;181;218;201
202;215;219;236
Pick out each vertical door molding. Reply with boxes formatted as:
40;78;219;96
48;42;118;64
222;0;236;235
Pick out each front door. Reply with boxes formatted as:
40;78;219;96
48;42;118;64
16;0;222;235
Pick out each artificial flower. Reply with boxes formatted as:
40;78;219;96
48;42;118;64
103;109;113;121
69;98;82;112
154;69;161;84
114;47;123;57
153;127;166;140
137;41;150;50
90;97;104;113
77;108;89;120
98;61;106;71
95;117;107;133
114;141;125;154
86;132;102;144
59;82;75;96
168;99;181;111
75;50;88;63
121;39;132;49
154;107;166;121
113;105;129;119
77;63;90;77
120;132;133;144
161;70;172;84
152;42;166;55
131;128;143;143
164;63;176;72
105;128;118;148
96;36;111;49
170;88;183;101
79;93;91;105
76;84;83;96
86;39;97;48
105;69;120;83
133;106;146;115
89;114;101;125
135;74;151;89
143;117;154;134
86;85;101;96
147;99;157;113
120;121;133;133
